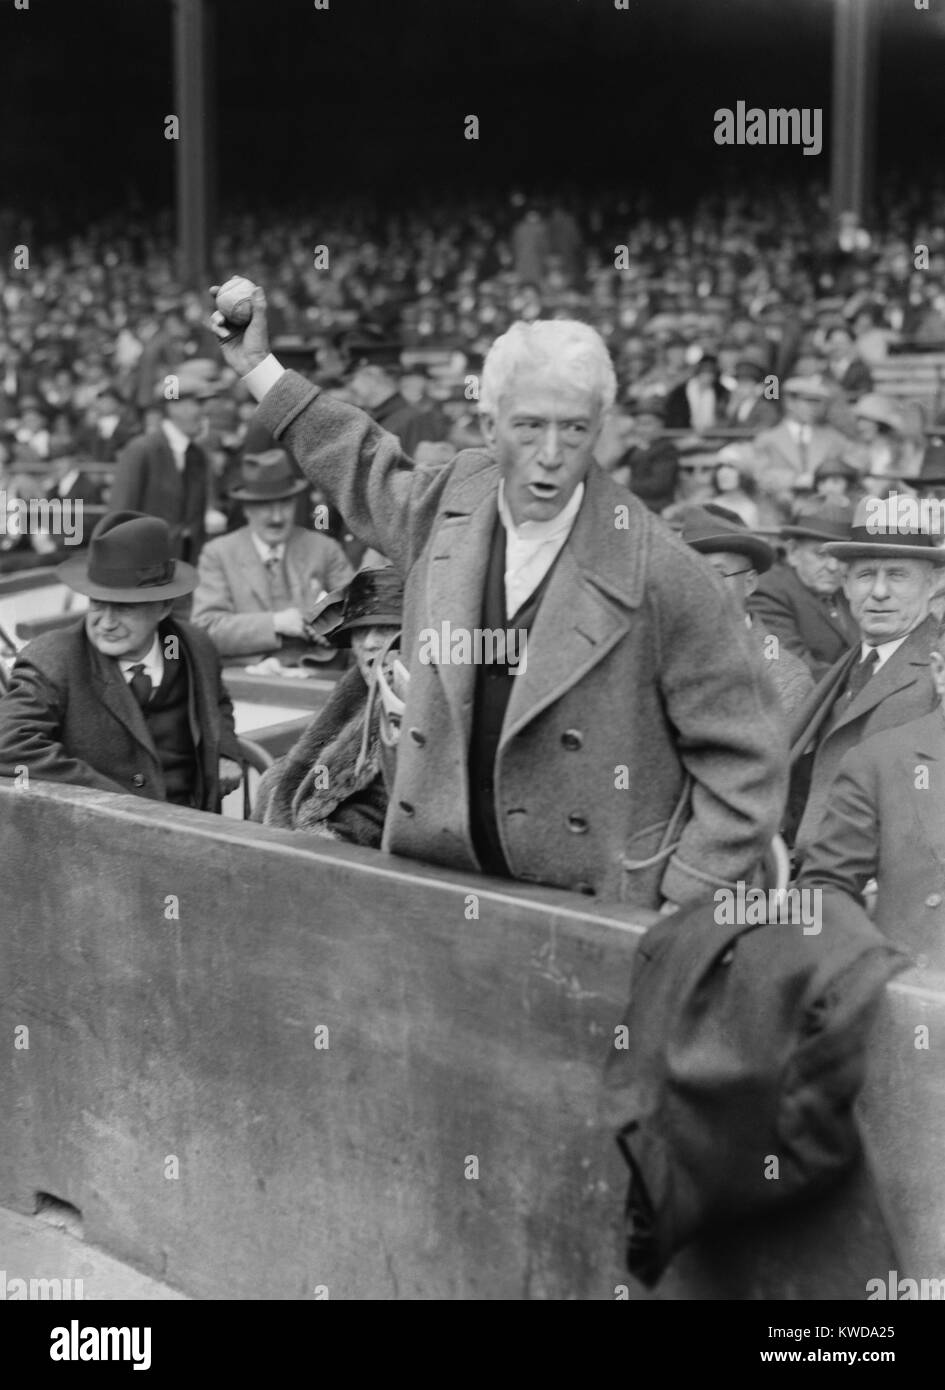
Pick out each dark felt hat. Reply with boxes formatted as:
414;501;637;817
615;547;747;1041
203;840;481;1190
781;498;854;543
228;449;308;503
57;511;197;602
813;456;861;484
679;503;774;573
823;496;945;564
917;443;945;485
306;566;404;647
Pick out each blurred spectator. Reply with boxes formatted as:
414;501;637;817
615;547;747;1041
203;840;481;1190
611;397;679;513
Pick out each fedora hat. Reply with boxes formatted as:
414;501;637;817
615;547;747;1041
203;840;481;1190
781;497;855;543
822;495;945;565
852;393;902;432
782;375;833;402
228;449;308;503
154;359;226;403
917;443;945;486
733;346;770;377
813;456;861;484
679;504;774;573
57;511;197;602
306;566;404;647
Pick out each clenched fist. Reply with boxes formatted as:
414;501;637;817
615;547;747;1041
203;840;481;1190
209;279;271;377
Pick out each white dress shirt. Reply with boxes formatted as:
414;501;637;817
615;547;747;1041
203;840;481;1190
861;634;910;671
250;533;286;569
244;355;287;402
497;480;584;619
161;418;191;473
120;634;164;696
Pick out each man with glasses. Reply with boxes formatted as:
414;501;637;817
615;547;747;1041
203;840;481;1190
747;497;857;680
679;503;813;718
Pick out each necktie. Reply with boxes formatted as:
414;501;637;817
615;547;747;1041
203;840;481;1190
845;648;879;702
128;663;153;708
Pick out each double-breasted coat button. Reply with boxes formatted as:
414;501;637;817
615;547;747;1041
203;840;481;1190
398;800;415;816
408;728;426;746
561;729;583;751
132;773;145;787
567;814;589;834
925;892;942;908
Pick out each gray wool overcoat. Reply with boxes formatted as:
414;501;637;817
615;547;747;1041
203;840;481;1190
254;371;788;907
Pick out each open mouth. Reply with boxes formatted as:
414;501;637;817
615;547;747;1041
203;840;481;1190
528;482;559;500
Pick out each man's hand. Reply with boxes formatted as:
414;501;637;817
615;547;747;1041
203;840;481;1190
218;757;243;797
273;607;307;639
208;281;271;377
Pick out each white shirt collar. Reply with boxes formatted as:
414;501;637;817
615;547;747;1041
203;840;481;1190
250;531;286;566
861;633;910;671
120;633;164;691
161;418;191;468
497;479;585;619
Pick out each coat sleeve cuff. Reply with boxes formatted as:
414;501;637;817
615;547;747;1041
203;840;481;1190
253;368;322;435
242;354;287;402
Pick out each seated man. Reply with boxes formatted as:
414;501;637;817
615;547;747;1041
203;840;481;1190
747;497;857;680
788;495;945;856
799;646;945;969
191;448;353;663
0;510;243;809
678;503;814;719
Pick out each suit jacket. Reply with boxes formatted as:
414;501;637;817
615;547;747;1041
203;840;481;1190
109;430;209;562
788;614;942;854
614;441;679;513
751;421;854;499
0;617;241;810
664;378;730;430
191;525;353;659
747;563;857;680
251;371;788;909
800;711;945;968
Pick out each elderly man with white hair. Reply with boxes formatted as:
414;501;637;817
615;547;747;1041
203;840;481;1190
209;282;787;910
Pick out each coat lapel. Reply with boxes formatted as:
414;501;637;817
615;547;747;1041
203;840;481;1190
501;468;645;748
909;712;945;869
423;469;499;750
239;530;273;608
88;638;156;756
824;618;935;740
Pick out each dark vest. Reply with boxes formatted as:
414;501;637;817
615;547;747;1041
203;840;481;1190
468;516;556;877
143;653;197;806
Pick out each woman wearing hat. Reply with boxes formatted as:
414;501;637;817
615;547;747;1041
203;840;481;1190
252;568;403;844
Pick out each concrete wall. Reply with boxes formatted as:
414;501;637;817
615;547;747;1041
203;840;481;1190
0;781;937;1300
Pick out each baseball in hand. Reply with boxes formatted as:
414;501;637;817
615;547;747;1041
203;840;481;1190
215;277;257;327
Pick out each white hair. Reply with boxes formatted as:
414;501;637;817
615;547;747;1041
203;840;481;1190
478;319;617;416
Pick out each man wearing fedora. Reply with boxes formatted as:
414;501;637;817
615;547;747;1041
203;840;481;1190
751;377;855;516
109;361;223;565
0;511;243;809
723;347;780;431
788;496;945;856
679;503;814;718
747;497;858;680
611;396;679;514
191;448;353;664
799;646;945;968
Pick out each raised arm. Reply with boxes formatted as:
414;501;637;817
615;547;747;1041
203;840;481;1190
209;282;470;573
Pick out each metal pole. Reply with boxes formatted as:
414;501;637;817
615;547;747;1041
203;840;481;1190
173;0;215;290
830;0;879;230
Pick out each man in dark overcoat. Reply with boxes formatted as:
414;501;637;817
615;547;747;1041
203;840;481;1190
0;511;243;810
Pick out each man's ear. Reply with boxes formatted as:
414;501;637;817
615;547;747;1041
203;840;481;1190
158;600;174;623
479;412;497;449
930;649;945;698
744;568;759;597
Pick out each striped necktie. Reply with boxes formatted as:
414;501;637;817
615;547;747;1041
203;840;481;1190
845;647;879;702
